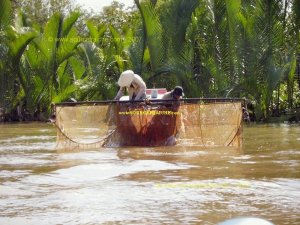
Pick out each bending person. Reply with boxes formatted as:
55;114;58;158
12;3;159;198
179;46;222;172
114;70;147;101
161;86;184;110
162;86;184;100
161;86;185;146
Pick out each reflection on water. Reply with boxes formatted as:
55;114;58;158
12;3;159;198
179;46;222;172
0;123;299;224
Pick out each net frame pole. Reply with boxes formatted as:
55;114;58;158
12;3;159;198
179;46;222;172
54;98;246;106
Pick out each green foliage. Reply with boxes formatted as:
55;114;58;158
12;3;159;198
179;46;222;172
0;0;11;28
134;0;200;96
0;0;299;121
11;0;80;25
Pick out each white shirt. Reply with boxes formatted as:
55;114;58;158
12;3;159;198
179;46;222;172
115;74;146;100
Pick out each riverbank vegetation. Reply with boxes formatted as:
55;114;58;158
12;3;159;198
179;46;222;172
0;0;299;122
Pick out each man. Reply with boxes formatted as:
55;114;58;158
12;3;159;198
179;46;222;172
114;70;147;101
162;86;184;100
161;86;184;146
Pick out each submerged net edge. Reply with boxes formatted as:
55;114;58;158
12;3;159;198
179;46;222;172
55;123;109;151
54;102;243;150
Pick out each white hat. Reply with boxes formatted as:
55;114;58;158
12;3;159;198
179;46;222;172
118;70;135;87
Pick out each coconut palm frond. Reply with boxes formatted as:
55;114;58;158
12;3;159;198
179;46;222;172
0;0;11;29
135;0;164;73
159;0;199;55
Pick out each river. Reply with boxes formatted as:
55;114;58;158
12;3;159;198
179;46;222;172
0;122;299;225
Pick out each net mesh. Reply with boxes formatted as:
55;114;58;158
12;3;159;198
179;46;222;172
179;102;242;147
54;101;242;150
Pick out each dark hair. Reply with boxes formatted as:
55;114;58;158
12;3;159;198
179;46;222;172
173;86;183;96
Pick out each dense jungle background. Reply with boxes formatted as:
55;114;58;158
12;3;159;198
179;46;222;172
0;0;299;122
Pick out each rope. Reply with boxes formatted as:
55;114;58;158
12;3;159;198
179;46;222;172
226;102;243;146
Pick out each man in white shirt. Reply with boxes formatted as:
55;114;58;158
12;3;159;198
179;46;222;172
114;70;147;101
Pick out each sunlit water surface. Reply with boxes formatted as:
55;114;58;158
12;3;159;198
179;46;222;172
0;122;299;225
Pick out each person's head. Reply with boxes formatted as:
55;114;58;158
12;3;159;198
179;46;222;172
118;70;135;87
172;86;183;99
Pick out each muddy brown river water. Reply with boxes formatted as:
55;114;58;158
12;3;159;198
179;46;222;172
0;122;299;224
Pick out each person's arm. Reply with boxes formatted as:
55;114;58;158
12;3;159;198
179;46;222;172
128;88;134;100
114;87;125;100
133;75;146;100
161;92;171;100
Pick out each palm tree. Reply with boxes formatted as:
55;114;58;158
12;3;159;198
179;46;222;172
133;0;200;95
285;0;300;109
22;11;82;116
80;18;136;100
191;0;292;119
0;3;37;118
247;0;289;119
0;0;13;111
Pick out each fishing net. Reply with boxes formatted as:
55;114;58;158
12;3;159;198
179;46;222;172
54;100;243;150
55;104;114;150
179;102;242;147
